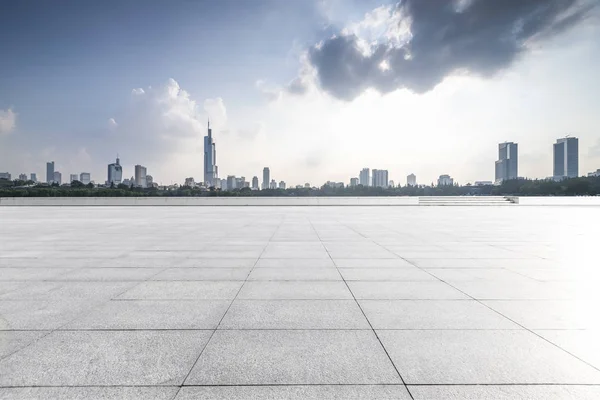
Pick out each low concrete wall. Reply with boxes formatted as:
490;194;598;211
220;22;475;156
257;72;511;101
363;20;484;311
0;196;420;206
515;196;600;206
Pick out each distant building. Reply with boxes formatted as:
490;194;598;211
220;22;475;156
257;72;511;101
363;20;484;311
553;136;579;179
304;183;311;188
262;167;270;190
495;142;518;184
588;169;600;177
220;178;227;190
350;177;359;187
46;161;55;184
438;174;453;186
53;171;62;185
279;181;286;189
134;165;147;188
325;181;343;188
236;177;246;189
270;179;277;189
359;168;370;186
388;180;395;188
69;174;78;183
226;175;236;191
122;178;132;187
30;173;37;182
474;181;493;186
184;177;195;187
407;173;417;186
107;157;122;185
203;120;218;187
0;172;10;180
252;176;259;190
18;173;27;181
80;173;91;185
372;169;389;188
146;175;153;187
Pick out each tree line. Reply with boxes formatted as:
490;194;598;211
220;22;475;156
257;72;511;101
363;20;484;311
1;176;599;197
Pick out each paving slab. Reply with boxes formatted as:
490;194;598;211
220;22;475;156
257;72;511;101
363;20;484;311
409;385;600;400
0;330;211;386
185;330;401;385
360;300;520;329
65;299;231;329
0;387;179;400
117;281;243;300
219;300;370;329
378;330;600;384
176;385;411;399
237;281;353;299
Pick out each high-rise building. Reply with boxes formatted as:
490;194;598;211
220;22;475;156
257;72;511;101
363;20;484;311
262;167;270;190
372;169;389;188
0;172;11;180
203;120;218;187
108;157;122;185
553;136;579;179
53;171;62;185
18;173;27;181
359;168;370;186
219;178;227;190
252;176;259;190
79;173;91;184
46;161;55;184
30;173;37;182
407;173;417;186
227;175;236;191
70;174;78;183
134;165;147;188
350;178;359;187
270;179;277;189
438;174;453;186
495;142;518;184
279;181;286;189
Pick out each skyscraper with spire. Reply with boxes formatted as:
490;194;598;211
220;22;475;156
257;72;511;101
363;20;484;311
204;120;218;187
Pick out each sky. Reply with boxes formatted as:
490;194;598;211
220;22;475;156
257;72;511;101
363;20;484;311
1;0;599;186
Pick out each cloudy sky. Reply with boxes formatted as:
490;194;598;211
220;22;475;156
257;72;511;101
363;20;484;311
1;0;599;186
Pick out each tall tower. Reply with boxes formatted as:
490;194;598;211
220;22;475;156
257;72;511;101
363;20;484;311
46;161;55;184
204;120;218;187
553;137;578;179
495;142;518;184
262;167;270;190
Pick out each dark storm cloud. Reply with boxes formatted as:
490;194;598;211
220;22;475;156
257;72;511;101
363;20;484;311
309;0;596;100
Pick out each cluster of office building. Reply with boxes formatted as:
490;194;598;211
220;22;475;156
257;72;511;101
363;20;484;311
1;129;597;189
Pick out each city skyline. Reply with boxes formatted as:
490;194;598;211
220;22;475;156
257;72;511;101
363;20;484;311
2;133;595;189
1;1;599;185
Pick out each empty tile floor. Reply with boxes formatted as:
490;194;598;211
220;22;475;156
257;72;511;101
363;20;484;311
1;205;600;399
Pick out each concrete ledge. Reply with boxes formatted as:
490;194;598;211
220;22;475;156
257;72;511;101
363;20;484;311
515;196;600;206
0;196;420;206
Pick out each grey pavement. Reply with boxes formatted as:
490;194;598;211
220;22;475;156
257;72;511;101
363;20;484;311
0;205;599;399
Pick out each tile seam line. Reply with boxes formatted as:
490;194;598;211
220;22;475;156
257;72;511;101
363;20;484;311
307;216;415;400
177;214;285;393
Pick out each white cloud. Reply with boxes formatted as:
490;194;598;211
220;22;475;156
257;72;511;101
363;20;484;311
0;108;17;135
108;118;118;128
131;88;145;95
203;98;227;128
